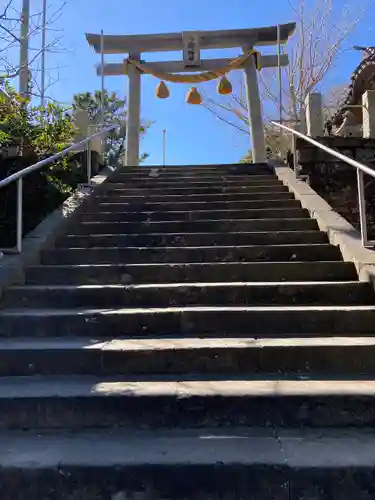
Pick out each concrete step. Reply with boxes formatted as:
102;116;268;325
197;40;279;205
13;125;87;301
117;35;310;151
103;185;290;196
110;173;275;182
26;261;358;285
116;165;271;170
80;207;310;223
119;163;273;174
57;230;328;249
1;428;375;499
3;336;375;377
95;198;302;212
43;244;341;266
4;281;372;309
95;192;295;203
112;165;273;174
105;178;284;188
1;305;375;337
2;376;375;428
67;218;318;236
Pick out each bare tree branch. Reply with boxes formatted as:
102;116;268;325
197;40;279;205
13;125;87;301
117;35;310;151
0;0;68;90
202;0;371;158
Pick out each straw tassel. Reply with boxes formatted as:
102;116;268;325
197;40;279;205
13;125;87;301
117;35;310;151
217;74;232;95
186;87;202;105
156;81;170;98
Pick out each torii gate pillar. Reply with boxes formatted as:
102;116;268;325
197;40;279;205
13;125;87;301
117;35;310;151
126;52;141;167
243;46;266;163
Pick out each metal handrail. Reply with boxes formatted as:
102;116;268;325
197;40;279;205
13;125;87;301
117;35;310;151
0;124;118;189
0;124;119;254
271;121;375;247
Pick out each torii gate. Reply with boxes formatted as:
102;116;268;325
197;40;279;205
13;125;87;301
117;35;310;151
86;23;295;166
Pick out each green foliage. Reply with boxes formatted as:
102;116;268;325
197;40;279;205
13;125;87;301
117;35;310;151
0;84;83;247
0;84;76;159
240;146;274;163
0;86;29;148
240;150;253;163
31;103;76;157
72;90;151;166
0;129;10;146
72;90;127;166
73;90;126;124
0;81;28;119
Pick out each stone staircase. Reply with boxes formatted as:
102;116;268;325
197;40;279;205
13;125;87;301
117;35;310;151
1;164;375;499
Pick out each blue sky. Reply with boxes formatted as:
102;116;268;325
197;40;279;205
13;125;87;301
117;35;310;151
33;0;375;165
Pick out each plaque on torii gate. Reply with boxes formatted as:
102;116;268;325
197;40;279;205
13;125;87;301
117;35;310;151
86;23;295;166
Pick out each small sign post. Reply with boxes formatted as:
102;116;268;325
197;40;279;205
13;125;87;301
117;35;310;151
162;129;167;167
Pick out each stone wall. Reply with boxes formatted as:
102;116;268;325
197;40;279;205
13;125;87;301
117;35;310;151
294;137;375;239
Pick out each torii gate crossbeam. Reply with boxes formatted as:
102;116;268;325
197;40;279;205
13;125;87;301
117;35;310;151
86;23;296;166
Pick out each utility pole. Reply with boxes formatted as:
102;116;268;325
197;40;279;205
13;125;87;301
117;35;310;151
40;0;47;107
19;0;30;98
277;24;283;125
100;30;105;126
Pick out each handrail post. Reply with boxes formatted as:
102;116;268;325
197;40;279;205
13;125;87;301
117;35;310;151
87;140;92;183
357;169;368;246
292;133;299;179
16;178;23;253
